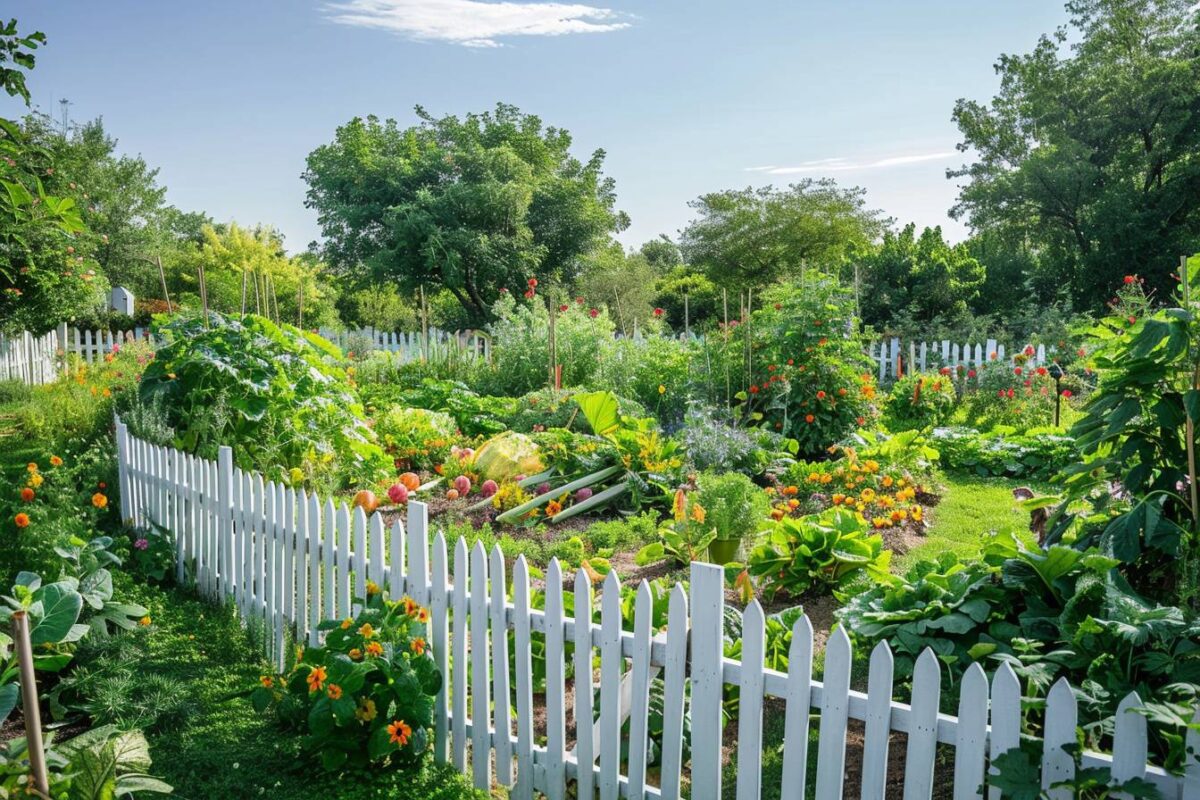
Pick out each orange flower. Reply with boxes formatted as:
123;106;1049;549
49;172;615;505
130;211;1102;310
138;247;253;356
805;414;815;423
415;607;429;624
411;637;427;656
26;462;37;473
19;487;34;502
402;596;418;616
326;683;343;700
138;615;152;626
366;641;384;658
260;675;274;688
349;648;363;661
672;488;687;522
357;623;376;638
91;493;108;509
545;499;562;517
387;719;412;746
49;456;63;467
306;665;327;693
14;513;30;528
690;503;706;524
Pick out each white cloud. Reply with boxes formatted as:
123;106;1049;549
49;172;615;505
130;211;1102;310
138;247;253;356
324;0;631;47
748;151;956;175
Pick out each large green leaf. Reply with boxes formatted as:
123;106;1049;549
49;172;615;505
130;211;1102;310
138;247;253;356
30;582;83;645
574;390;621;437
0;682;18;725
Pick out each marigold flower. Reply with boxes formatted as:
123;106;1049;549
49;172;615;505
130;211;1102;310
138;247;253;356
340;618;353;630
782;485;799;496
28;473;43;488
349;648;363;661
356;698;377;722
26;462;38;473
388;719;412;746
327;683;343;700
805;414;814;423
411;637;427;656
366;641;384;658
358;623;376;638
260;675;274;688
14;513;30;528
366;580;381;596
138;615;152;626
20;487;34;502
816;390;826;400
91;493;108;509
860;488;877;503
881;476;894;488
545;499;563;517
49;456;63;467
306;665;327;693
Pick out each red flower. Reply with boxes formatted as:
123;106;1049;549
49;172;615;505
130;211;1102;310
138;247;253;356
856;416;865;426
653;307;663;317
1077;348;1086;358
1024;345;1035;356
1128;316;1137;324
1014;367;1022;376
527;277;538;288
559;304;569;312
805;414;815;423
1123;275;1136;284
1007;389;1015;398
749;385;760;394
589;308;599;318
786;359;794;366
1036;366;1047;376
1061;389;1073;398
768;364;776;372
968;369;976;378
524;289;535;299
939;367;951;376
816;390;826;400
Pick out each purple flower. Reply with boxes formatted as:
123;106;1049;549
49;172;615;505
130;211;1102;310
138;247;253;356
536;482;551;496
134;538;149;551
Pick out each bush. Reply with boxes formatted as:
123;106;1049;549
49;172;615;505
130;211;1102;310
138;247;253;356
746;509;891;600
695;471;769;542
930;426;1076;480
0;379;30;405
484;293;615;396
374;407;459;471
679;404;794;476
593;335;694;427
500;388;647;434
250;587;441;772
139;313;389;489
883;371;957;430
959;355;1059;430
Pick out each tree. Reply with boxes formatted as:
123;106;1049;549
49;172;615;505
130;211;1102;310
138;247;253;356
303;104;628;325
639;235;682;271
859;224;985;332
679;180;888;288
950;0;1200;309
575;240;660;335
0;17;44;104
653;265;720;331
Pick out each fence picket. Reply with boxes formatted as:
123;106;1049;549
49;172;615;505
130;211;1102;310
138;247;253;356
953;663;989;800
1112;692;1148;789
335;503;351;617
659;584;688;800
511;555;534;800
780;615;813;800
306;492;321;646
352;506;367;611
573;568;596;800
689;563;724;800
903;649;941;800
861;641;894;800
735;601;765;800
368;512;384;590
815;626;851;798
988;663;1021;800
430;532;449;764
389;519;405;601
1041;677;1077;800
489;546;513;787
599;570;623;800
469;542;492;790
627;581;656;800
451;538;468;772
544;559;567;800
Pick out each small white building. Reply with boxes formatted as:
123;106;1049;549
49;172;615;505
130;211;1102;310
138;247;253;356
110;286;135;315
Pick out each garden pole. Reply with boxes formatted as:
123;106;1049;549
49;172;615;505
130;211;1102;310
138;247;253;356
156;254;172;314
683;293;690;339
240;268;248;317
723;288;731;411
12;611;50;797
253;269;262;315
1182;254;1200;529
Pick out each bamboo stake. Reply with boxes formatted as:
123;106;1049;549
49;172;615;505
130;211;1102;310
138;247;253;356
156;254;172;314
1183;255;1199;529
684;293;690;339
547;296;557;391
723;288;731;411
240;267;248;317
253;269;262;315
419;286;429;361
298;279;304;329
269;273;281;323
13;611;49;797
612;289;628;338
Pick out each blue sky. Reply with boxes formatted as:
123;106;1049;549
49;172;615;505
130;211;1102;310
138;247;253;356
3;1;1069;254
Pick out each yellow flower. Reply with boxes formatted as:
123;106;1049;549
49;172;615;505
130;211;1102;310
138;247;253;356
91;493;108;509
545;499;563;517
911;505;923;522
138;615;152;626
349;648;363;661
672;489;687;523
806;472;820;483
658;384;666;394
863;460;880;474
355;698;377;723
358;623;376;638
102;388;111;398
28;473;43;488
288;467;304;484
366;641;384;658
403;597;419;616
366;580;381;596
306;666;327;693
881;476;894;488
690;503;706;524
831;493;845;505
26;463;37;473
859;488;876;503
340;618;353;630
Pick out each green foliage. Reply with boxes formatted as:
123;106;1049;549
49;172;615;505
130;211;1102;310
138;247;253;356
653;264;719;331
635;488;717;567
959;355;1060;431
0;724;171;800
593;334;693;426
304;104;627;324
374;406;459;471
575;240;663;335
251;589;441;773
745;508;890;600
338;283;419;332
860;224;985;332
680;180;887;287
0;18;44;105
950;0;1200;311
931;426;1077;480
363;379;510;439
679;404;796;477
0;572;86;725
140;313;389;489
695;471;769;542
883;371;958;431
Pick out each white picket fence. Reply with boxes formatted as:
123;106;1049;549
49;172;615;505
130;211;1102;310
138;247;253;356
318;326;492;362
0;330;59;385
871;339;1054;383
111;419;1198;799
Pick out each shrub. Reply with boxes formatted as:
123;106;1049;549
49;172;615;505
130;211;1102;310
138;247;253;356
593;335;694;427
581;512;660;552
883;371;957;430
930;426;1076;480
373;380;511;439
374;407;459;471
484;293;615;396
959;354;1059;430
695;471;769;542
0;379;30;405
139;313;389;489
679;404;795;476
250;587;441;772
745;508;891;600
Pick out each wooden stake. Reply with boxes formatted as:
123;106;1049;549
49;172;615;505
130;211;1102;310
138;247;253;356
156;254;172;314
298;279;304;329
13;611;49;797
240;268;248;317
683;293;690;339
253;269;262;315
547;297;557;391
723;288;731;411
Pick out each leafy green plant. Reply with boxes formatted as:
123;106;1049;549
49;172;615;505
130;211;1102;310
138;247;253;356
55;724;173;799
884;371;958;431
695;471;769;543
248;587;441;772
0;572;86;725
931;426;1076;480
373;406;458;471
140;312;390;489
635;488;716;567
745;508;890;600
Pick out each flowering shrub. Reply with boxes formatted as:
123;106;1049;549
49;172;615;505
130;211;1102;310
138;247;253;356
373;406;458;471
251;587;441;772
883;371;958;431
780;448;925;531
958;353;1059;429
736;280;878;456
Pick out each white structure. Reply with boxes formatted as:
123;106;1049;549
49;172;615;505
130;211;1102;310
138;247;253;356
113;418;1200;800
110;286;135;316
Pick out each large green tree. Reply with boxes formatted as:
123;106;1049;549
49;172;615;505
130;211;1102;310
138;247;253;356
860;224;985;333
679;180;888;288
950;0;1200;308
303;104;628;325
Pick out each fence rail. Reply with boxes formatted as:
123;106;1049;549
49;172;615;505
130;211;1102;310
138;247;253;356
111;418;1199;799
317;326;492;361
871;338;1055;382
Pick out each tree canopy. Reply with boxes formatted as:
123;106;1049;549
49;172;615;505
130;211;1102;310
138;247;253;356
950;0;1200;308
303;103;628;325
679;180;888;288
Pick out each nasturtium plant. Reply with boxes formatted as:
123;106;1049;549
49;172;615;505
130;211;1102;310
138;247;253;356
140;312;390;489
249;587;441;772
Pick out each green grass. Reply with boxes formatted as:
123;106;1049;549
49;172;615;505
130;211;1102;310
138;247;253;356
899;471;1054;571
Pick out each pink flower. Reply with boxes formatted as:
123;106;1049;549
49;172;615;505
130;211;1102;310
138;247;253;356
134;538;149;551
589;308;599;318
